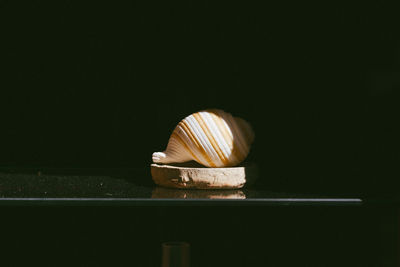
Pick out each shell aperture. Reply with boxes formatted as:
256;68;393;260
152;109;254;167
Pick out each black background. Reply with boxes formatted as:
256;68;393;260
1;2;400;267
1;0;400;193
1;206;396;267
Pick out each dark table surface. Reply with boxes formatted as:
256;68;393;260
0;168;398;206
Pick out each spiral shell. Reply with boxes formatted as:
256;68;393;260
152;109;254;167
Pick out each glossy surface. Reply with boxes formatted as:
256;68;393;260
0;169;397;206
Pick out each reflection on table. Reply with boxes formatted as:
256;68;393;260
151;186;246;199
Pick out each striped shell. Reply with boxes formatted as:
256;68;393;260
152;109;254;167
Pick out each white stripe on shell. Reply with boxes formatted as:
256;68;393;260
185;115;224;167
175;124;209;166
200;111;238;164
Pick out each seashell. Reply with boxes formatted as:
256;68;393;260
152;109;254;167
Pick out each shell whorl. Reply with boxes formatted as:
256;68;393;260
152;109;254;167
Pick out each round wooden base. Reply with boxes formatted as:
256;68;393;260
150;162;258;189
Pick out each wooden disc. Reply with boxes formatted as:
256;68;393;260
150;162;258;189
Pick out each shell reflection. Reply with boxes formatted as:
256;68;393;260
152;187;246;199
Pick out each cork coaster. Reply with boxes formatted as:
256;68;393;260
150;162;258;189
